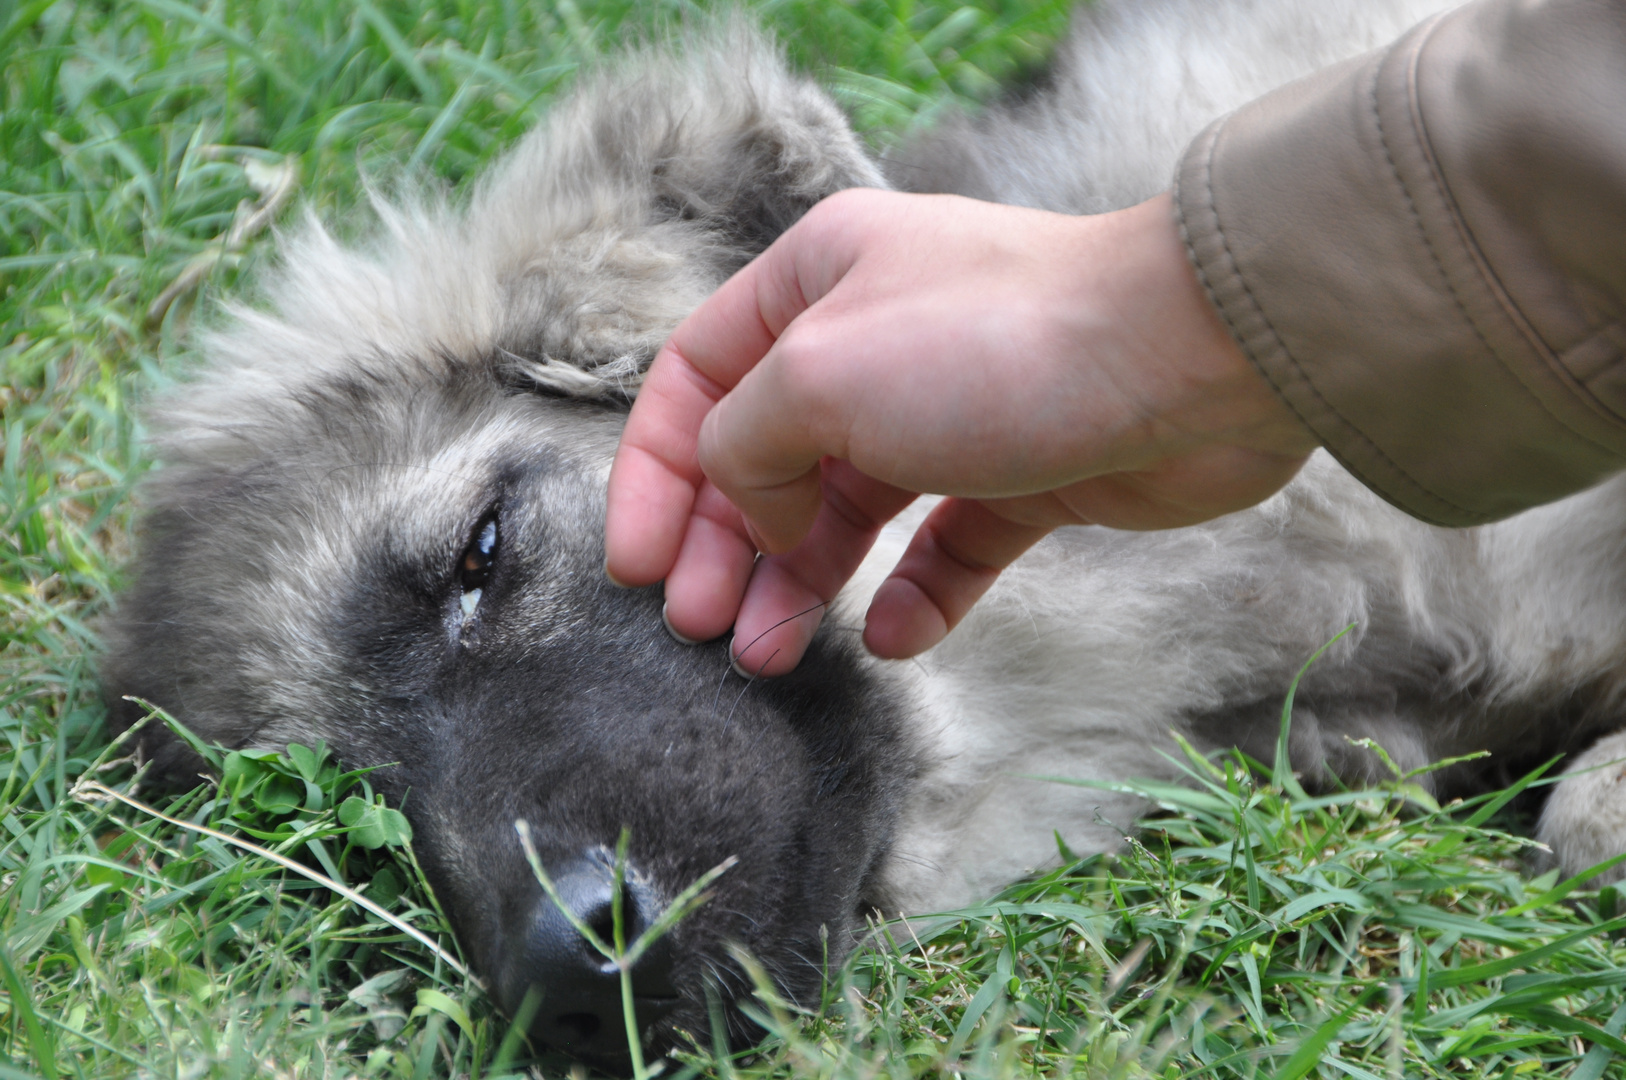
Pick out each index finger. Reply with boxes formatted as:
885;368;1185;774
604;219;839;586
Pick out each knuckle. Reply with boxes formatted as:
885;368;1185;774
770;329;839;405
800;186;883;243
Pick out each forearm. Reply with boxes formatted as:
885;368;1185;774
1176;0;1626;526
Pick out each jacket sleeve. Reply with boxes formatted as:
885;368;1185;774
1174;0;1626;526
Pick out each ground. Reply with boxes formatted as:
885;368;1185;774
4;1;1626;1077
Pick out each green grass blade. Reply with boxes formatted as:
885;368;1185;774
1270;987;1378;1080
1571;999;1626;1080
0;946;58;1080
1274;626;1354;800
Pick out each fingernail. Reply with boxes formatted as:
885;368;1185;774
731;650;760;683
661;603;702;646
734;640;777;683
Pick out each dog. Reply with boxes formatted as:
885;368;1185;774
102;0;1626;1066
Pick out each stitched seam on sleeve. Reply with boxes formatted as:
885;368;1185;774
1187;111;1477;522
1561;320;1626;381
1380;13;1626;454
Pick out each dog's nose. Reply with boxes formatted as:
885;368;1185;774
517;853;679;1061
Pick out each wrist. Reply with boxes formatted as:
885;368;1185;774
1109;193;1320;462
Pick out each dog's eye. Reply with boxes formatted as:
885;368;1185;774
458;512;499;616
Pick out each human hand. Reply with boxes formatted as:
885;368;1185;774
605;188;1316;676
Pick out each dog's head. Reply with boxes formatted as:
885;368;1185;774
102;29;913;1067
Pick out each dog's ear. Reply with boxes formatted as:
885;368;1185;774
162;24;883;428
632;37;888;257
474;24;887;400
484;24;885;264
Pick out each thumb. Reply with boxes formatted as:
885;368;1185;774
604;191;868;582
684;191;883;553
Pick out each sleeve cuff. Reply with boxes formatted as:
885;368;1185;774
1174;2;1626;526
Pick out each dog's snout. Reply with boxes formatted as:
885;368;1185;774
513;852;679;1062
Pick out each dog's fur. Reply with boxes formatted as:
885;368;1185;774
103;0;1626;1062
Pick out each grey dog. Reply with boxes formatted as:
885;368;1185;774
103;0;1626;1065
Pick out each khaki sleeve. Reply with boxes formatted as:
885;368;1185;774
1174;0;1626;526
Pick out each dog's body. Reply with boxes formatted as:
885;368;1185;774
104;0;1626;1063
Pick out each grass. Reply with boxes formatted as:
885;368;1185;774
4;0;1626;1077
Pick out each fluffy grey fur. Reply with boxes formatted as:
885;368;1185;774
104;0;1626;1063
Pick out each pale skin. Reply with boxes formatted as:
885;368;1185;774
604;188;1320;677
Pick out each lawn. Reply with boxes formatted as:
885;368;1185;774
5;1;1626;1077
